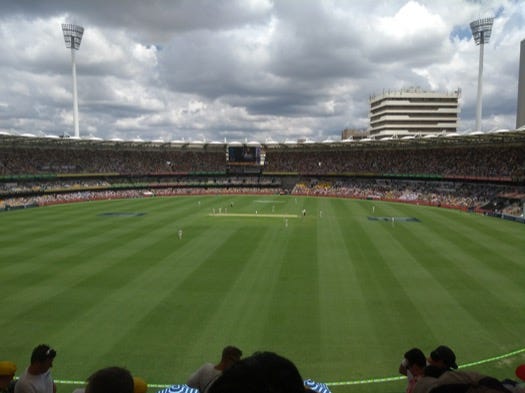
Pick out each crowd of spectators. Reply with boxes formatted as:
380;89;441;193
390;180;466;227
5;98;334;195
0;187;285;210
2;143;524;180
399;345;525;393
503;202;523;216
0;147;225;175
2;177;522;217
4;344;525;393
1;141;524;217
0;177;281;197
0;180;112;195
291;178;524;213
264;146;525;180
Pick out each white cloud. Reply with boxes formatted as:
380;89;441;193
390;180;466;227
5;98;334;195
0;0;523;140
376;1;447;41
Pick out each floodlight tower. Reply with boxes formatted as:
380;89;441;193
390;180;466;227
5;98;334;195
517;39;525;129
469;17;494;131
61;24;84;138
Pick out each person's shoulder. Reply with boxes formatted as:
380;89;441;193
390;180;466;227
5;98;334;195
196;363;215;373
14;375;29;385
13;378;33;393
437;370;486;385
412;375;438;393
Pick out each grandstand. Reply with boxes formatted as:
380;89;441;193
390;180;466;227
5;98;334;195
1;130;524;220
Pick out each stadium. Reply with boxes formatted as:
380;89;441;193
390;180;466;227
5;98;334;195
2;4;525;393
1;130;525;393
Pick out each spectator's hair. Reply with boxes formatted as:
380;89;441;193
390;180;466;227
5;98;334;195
221;346;243;362
210;351;304;393
404;348;426;369
30;345;56;364
86;366;134;393
430;345;458;370
424;365;447;378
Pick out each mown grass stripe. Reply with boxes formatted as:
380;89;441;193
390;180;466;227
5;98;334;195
1;196;524;393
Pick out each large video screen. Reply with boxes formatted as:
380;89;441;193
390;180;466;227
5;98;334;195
227;146;261;164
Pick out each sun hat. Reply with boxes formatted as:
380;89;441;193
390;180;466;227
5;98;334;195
0;361;16;376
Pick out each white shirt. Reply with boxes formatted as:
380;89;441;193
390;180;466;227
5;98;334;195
187;363;221;393
14;368;53;393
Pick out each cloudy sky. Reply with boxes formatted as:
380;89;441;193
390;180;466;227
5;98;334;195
0;0;523;142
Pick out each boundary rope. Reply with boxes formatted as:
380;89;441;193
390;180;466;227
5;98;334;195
52;347;525;388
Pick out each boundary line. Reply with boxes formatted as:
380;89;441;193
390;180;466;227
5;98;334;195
52;347;525;388
208;213;298;218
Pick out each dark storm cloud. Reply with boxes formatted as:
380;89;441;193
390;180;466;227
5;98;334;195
264;1;369;80
0;0;273;42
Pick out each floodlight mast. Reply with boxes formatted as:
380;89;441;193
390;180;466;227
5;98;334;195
61;24;84;138
469;17;494;132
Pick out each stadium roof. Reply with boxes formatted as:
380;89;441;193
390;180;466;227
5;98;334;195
1;129;525;152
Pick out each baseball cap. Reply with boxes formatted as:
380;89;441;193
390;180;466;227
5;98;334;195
430;345;458;369
0;361;16;376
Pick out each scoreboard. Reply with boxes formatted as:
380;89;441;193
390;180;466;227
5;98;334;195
226;145;264;174
227;145;261;165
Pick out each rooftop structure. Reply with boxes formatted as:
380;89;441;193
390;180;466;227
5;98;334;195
368;88;460;138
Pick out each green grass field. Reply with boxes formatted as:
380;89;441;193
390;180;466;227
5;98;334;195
1;195;524;393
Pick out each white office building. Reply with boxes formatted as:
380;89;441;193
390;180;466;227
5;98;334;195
368;88;460;138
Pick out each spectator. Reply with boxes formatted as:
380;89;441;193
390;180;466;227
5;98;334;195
14;345;56;393
427;345;458;373
71;374;146;393
413;345;512;393
420;370;511;393
187;346;242;393
0;361;16;393
208;351;305;393
399;348;427;393
412;346;457;393
85;367;133;393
